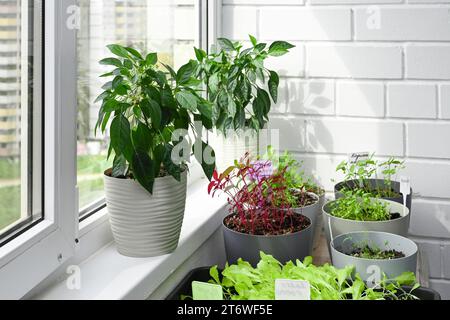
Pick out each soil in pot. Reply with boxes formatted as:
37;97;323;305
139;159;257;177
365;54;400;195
291;190;318;207
224;209;310;236
348;245;405;260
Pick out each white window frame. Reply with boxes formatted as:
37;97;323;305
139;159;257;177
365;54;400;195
0;0;221;299
0;0;78;299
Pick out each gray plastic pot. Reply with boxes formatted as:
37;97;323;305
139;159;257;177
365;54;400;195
335;179;412;212
292;192;320;251
331;231;418;282
322;199;410;255
104;170;187;257
222;213;312;266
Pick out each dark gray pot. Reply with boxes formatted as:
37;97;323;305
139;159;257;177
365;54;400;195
222;214;312;266
322;199;411;255
334;179;412;212
331;231;418;282
292;192;320;252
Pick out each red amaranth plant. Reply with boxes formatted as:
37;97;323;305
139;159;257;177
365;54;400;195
208;153;307;235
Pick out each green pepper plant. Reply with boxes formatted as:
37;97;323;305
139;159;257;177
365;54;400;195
96;44;215;194
193;36;295;135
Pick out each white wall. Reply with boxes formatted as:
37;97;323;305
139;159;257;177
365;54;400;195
222;0;450;298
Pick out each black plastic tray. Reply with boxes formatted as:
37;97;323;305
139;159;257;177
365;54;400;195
166;267;441;300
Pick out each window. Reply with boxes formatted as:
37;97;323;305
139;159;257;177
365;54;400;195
0;0;43;244
0;0;78;299
76;0;202;217
0;0;214;299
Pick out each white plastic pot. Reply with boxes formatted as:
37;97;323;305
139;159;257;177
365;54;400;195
103;170;187;257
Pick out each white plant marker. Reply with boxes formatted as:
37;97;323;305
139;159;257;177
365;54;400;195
348;152;369;188
348;152;370;164
400;176;411;216
275;279;311;300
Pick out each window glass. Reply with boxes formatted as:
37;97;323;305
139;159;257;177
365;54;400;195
0;0;43;242
77;0;198;215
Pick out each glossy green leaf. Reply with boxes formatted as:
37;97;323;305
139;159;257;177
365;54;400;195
146;52;158;65
112;154;127;178
148;99;162;130
193;141;215;181
99;57;122;68
110;114;133;161
176;91;198;111
217;38;235;51
131;151;155;194
249;34;257;47
132;122;152;153
163;144;182;182
268;41;295;57
125;47;143;60
107;44;130;59
268;70;279;103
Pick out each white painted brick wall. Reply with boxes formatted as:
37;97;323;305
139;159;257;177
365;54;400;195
222;0;450;297
407;122;450;158
354;7;450;41
272;79;335;115
307;44;402;79
305;119;404;155
387;83;437;119
259;8;351;41
440;85;450;119
337;81;384;117
406;45;450;80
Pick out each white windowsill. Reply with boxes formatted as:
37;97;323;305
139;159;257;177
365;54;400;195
35;178;227;300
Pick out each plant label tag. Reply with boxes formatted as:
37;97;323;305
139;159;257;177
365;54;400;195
348;152;369;164
400;176;411;209
400;176;411;196
275;279;311;300
191;281;223;300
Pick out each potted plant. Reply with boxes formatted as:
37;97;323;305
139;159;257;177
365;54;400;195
331;231;418;283
260;146;324;249
334;154;412;211
322;190;411;253
193;36;295;170
208;154;312;266
166;252;440;300
96;44;215;257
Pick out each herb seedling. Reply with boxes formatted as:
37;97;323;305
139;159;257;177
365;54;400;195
330;189;391;221
336;153;405;198
261;146;325;198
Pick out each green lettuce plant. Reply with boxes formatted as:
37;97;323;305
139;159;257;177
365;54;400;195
206;252;419;300
193;36;294;134
330;189;390;221
96;44;215;193
336;153;405;198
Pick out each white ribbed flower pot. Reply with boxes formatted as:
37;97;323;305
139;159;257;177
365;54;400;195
104;170;187;257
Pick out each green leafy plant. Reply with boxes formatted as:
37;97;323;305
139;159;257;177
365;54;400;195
261;146;325;198
96;44;215;193
205;252;419;300
329;189;391;221
193;36;295;134
336;153;405;198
